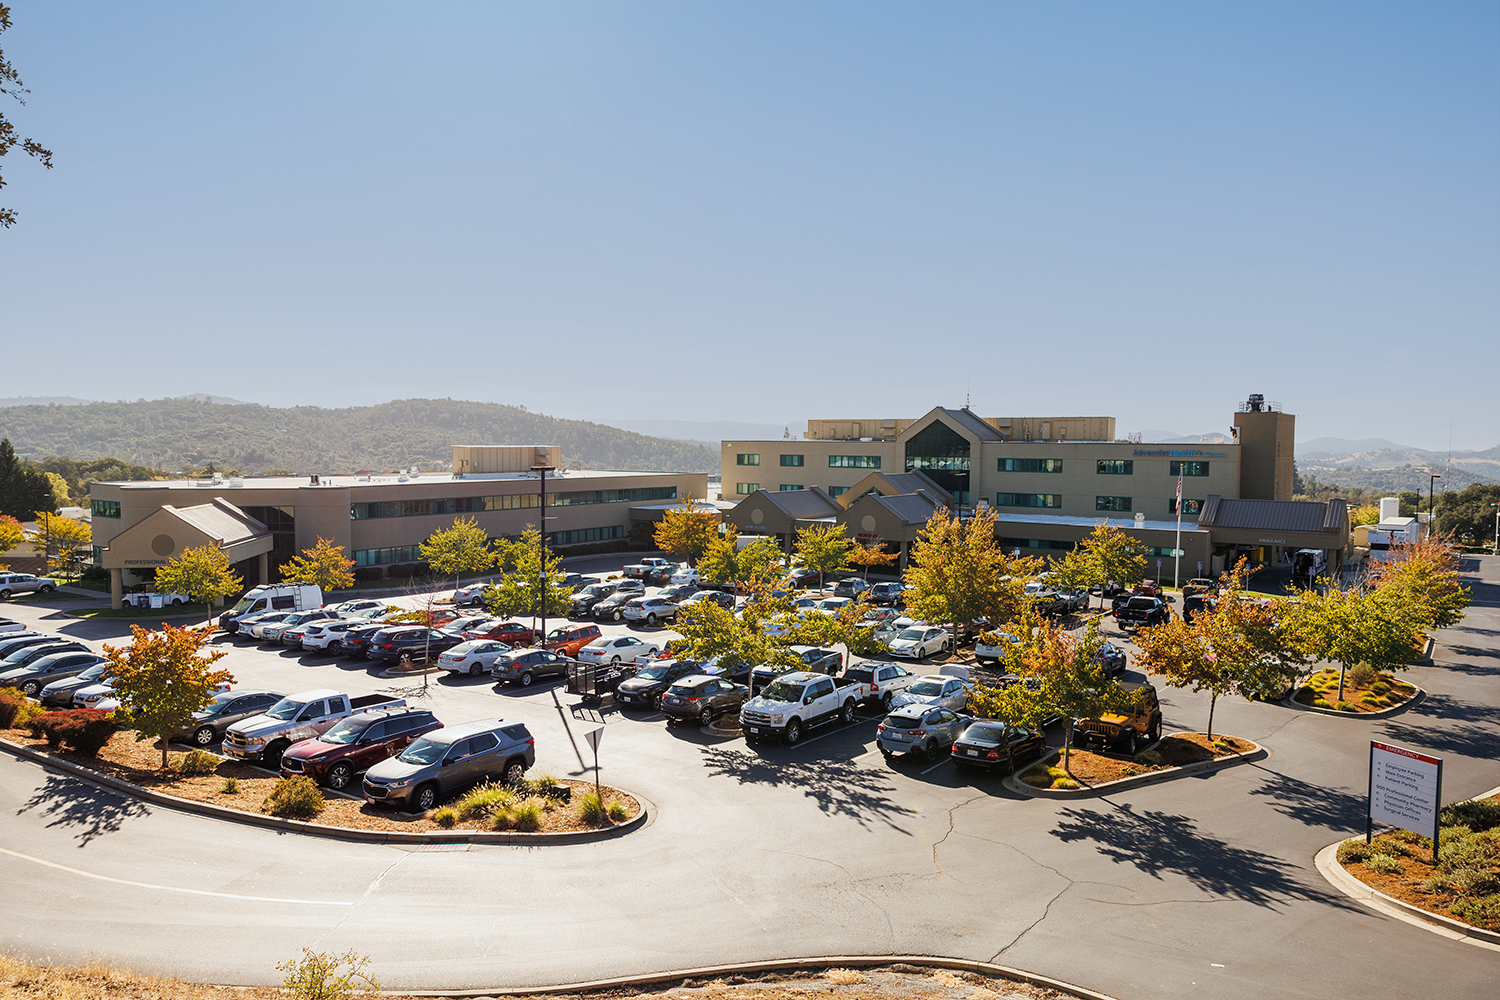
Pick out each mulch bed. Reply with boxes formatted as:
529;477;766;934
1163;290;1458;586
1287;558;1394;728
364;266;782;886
1020;732;1256;788
1293;667;1417;713
1;727;638;834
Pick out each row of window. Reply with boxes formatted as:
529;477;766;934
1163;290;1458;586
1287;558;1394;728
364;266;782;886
350;486;676;519
990;495;1204;515
1000;537;1075;551
736;483;856;497
549;524;625;546
737;454;883;469
1000;458;1064;474
996;493;1063;509
90;499;121;518
993;459;1213;477
1143;546;1187;558
739;455;1211;476
353;545;423;567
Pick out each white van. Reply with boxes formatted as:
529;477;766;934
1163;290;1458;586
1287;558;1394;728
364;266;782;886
219;584;324;634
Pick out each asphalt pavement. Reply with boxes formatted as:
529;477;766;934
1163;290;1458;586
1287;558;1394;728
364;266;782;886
2;558;1498;997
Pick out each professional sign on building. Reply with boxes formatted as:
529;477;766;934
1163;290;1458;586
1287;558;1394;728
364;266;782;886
1368;740;1443;863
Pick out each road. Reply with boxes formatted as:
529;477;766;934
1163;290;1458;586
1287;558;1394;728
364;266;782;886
2;557;1498;997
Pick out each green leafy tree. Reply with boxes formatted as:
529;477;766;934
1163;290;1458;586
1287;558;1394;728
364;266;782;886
155;544;244;625
1282;584;1421;703
1433;483;1500;546
905;506;1043;633
42;472;70;507
1042;543;1095;594
1349;503;1381;528
653;494;719;564
483;527;571;622
0;513;22;556
697;527;783;590
1077;522;1147;606
0;5;55;229
419;516;495;593
34;511;91;580
280;536;356;593
672;594;802;680
0;438;56;520
794;522;854;590
102;623;233;770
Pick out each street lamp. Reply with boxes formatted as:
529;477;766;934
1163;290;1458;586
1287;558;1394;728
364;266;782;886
532;464;556;646
1492;502;1499;557
1428;473;1442;524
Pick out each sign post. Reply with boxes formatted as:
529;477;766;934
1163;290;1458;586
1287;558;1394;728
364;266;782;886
584;725;605;823
1368;740;1443;864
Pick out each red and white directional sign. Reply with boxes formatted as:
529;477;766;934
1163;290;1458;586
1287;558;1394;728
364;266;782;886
1369;740;1442;844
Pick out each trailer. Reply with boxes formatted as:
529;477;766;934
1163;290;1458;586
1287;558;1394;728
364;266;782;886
566;660;637;705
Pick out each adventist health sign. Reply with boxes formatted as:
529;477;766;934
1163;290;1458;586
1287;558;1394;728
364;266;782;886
1368;740;1443;864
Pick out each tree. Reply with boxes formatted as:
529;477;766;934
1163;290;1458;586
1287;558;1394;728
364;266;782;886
968;613;1135;771
794;522;855;590
0;438;56;520
0;513;22;556
1133;564;1302;738
1433;483;1500;546
1367;535;1470;631
672;592;803;680
847;540;898;580
1042;544;1095;594
0;5;54;229
1076;522;1147;606
697;527;783;591
483;527;571;623
43;472;70;507
419;516;495;593
155;544;244;626
33;511;90;580
653;494;719;564
102;623;233;770
280;537;356;593
1349;503;1381;528
1282;584;1421;704
904;506;1043;632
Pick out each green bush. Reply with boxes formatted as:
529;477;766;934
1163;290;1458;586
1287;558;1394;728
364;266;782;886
175;749;220;776
1365;853;1403;875
263;776;325;819
1443;798;1500;833
455;782;515;821
0;689;39;729
488;808;514;831
1448;866;1500;896
606;798;630;822
1422;872;1453;893
575;789;608;826
220;777;239;794
1371;681;1391;696
1349;663;1378;688
1450;894;1500;929
1335;700;1356;712
277;948;379;1000
430;806;458;828
1052;776;1081;790
1137;750;1165;765
511;797;543;831
1312;698;1332;709
1337;840;1372;865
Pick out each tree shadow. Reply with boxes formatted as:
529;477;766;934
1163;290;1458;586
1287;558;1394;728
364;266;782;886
1244;765;1366;832
1050;800;1357;909
1379;715;1500;761
699;745;913;834
1405;691;1494;725
16;772;151;846
1425;649;1495;676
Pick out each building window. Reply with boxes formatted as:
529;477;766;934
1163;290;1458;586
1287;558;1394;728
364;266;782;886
353;545;423;567
1170;498;1204;516
90;499;121;518
1096;495;1132;512
549;525;625;547
1000;537;1074;551
737;453;760;466
350;486;678;519
996;493;1062;509
1000;458;1063;473
1143;546;1186;558
780;455;804;467
829;455;881;469
1097;460;1133;475
904;421;970;504
779;484;805;491
480;494;541;512
91;545;103;564
1170;461;1210;477
736;483;760;495
241;505;296;553
828;486;849;497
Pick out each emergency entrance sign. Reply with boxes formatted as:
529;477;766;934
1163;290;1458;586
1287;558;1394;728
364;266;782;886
1368;740;1443;862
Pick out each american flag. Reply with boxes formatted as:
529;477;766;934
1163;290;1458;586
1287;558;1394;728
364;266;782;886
1176;470;1183;507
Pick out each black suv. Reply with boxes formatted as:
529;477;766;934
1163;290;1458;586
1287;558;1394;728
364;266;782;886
570;581;621;617
367;626;465;665
615;659;706;709
172;689;285;747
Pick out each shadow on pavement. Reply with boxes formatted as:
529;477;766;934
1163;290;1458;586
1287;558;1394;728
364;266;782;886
1245;765;1365;832
17;772;151;846
699;745;913;834
1050;800;1357;909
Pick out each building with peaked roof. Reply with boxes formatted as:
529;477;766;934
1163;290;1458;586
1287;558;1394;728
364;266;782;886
835;470;954;509
99;499;275;608
722;487;844;551
835;489;947;567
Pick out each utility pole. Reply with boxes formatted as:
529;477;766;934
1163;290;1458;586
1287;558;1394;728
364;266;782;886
532;464;556;645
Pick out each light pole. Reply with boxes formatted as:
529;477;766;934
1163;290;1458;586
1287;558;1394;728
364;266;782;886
532;464;556;645
1492;502;1499;557
1428;473;1442;527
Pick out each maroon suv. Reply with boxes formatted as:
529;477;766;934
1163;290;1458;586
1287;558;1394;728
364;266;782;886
280;707;443;791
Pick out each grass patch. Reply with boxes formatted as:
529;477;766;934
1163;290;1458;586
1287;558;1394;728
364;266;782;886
219;776;239;794
454;782;516;821
430;806;458;828
174;750;220;776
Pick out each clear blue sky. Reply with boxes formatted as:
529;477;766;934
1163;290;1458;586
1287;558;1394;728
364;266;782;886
2;2;1496;448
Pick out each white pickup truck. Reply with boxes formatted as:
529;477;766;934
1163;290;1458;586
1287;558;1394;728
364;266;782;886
622;557;674;579
739;671;861;745
222;688;406;769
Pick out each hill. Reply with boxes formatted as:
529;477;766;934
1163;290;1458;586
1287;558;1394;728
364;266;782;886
0;397;716;477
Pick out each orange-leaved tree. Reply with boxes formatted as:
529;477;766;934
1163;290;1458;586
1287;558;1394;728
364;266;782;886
103;624;233;770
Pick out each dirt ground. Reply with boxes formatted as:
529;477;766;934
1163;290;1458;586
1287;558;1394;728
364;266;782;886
1340;831;1498;931
1020;733;1256;788
1292;668;1417;713
0;956;1084;1000
0;728;638;834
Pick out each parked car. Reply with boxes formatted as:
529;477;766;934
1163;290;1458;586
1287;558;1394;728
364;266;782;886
0;650;107;696
340;621;394;659
889;666;971;713
877;705;970;761
437;639;515;677
1095;641;1128;678
490;647;570;687
622;557;674;579
172;689;285;747
591;592;634;622
298;618;380;654
951;719;1046;772
39;660;113;708
224;689;406;767
558;572;588;592
786;567;821;589
749;645;843;693
1076;681;1162;755
541;623;602;657
1183;594;1217;624
578;635;661;666
1131;580;1165;598
888;625;954;660
1114;596;1170;631
668;566;699;586
660;674;749;726
0;632;70;658
623;597;680;627
243;612;296;641
1181;578;1218;599
739;671;860;744
120;586;189;609
218;583;323;634
468;621;539;647
440;614;496;636
2;639;89;669
0;616;29;635
0;572;57;599
1058;589;1089;614
656;584;700;604
840;660;918;710
643;564;676;586
570;581;619;616
832;578;870;599
453;582;496;606
680;590;735;612
366;626;465;665
271;609;342;645
866;582;906;607
973;631;1020;666
813;597;853;617
362;718;535;811
325;599;389;616
280;707;443;790
615;659;705;709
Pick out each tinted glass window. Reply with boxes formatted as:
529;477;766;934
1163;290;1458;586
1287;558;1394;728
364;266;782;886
272;596;295;609
363;721;388;741
444;738;472;761
467;732;499;753
501;725;528;742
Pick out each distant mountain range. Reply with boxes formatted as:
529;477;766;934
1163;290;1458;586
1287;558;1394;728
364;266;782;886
0;397;716;475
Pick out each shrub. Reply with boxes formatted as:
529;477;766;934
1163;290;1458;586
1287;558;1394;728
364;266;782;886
263;776;325;819
1360;694;1380;705
352;567;384;583
607;798;630;822
1349;662;1379;688
1422;872;1454;893
1443;798;1500;833
220;777;239;795
1337;840;1372;865
430;806;458;828
1335;700;1356;712
576;789;608;826
1448;866;1500;896
1365;853;1403;875
24;709;116;755
1019;770;1052;787
488;808;514;831
1371;681;1391;696
0;689;37;729
1450;894;1500;929
825;970;868;986
533;773;569;800
175;749;220;776
276;949;379;1000
511;797;543;831
1312;698;1332;709
1053;776;1081;790
455;782;515;821
1137;750;1165;765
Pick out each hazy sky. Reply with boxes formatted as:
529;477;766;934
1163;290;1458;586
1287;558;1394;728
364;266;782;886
2;3;1496;448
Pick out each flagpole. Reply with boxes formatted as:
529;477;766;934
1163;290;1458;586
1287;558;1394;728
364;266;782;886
1174;470;1183;590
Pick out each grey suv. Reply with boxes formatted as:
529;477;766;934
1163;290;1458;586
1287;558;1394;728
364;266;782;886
362;718;535;812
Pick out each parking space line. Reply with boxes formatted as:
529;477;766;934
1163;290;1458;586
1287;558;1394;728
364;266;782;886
918;756;951;775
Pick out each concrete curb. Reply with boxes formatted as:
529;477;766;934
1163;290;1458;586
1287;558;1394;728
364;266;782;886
1314;842;1500;952
1004;737;1267;799
0;737;651;846
400;955;1120;1000
1281;684;1425;720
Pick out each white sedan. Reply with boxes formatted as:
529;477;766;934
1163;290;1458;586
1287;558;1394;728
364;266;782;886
887;626;953;660
974;631;1021;666
669;567;699;585
437;639;515;677
577;635;661;665
890;669;971;713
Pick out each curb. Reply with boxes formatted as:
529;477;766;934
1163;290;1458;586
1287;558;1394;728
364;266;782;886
1314;843;1500;952
0;737;651;846
401;956;1120;1000
1282;684;1425;720
1003;737;1267;798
